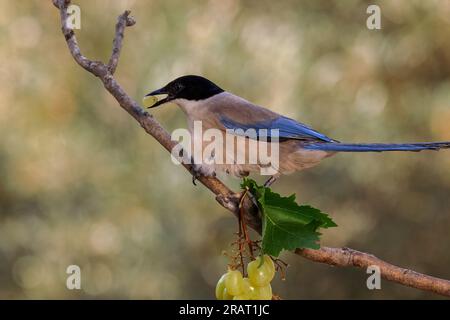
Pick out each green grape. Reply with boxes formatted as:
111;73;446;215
247;255;275;287
215;273;227;300
233;293;252;300
142;95;158;108
222;288;233;300
225;269;245;296
263;255;276;278
253;284;272;300
242;278;255;296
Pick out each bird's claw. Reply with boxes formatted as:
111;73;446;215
190;164;216;186
192;171;200;185
191;164;202;186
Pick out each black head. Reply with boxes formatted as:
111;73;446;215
145;75;224;108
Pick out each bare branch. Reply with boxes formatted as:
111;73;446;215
108;10;135;74
53;0;105;76
296;247;450;297
53;0;450;297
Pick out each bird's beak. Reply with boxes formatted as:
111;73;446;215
144;87;173;108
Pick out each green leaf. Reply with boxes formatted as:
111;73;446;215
241;178;337;257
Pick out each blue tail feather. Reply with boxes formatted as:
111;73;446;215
304;142;450;152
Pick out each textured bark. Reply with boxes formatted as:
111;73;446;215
296;247;450;297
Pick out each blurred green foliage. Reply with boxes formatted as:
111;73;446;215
0;0;450;299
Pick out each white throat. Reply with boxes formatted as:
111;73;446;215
171;98;201;115
172;92;228;115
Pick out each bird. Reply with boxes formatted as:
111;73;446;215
145;75;450;186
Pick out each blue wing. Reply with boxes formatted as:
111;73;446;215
220;115;335;142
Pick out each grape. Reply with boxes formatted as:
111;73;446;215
215;273;227;300
222;288;233;300
247;255;275;287
263;255;276;277
253;284;272;300
225;270;245;296
242;278;255;296
142;95;158;108
216;256;276;300
233;293;252;300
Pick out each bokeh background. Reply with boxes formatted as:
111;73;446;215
0;0;450;299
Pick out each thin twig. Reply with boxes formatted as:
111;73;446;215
108;10;135;74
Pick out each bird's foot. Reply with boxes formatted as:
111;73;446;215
192;170;200;186
190;163;216;186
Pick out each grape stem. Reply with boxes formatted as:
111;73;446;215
230;189;259;276
238;189;256;260
272;257;289;281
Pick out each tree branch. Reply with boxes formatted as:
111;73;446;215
296;247;450;296
108;10;135;74
53;0;450;297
